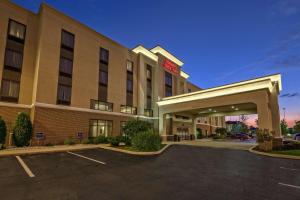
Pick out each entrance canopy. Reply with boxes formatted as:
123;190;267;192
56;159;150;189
157;74;282;137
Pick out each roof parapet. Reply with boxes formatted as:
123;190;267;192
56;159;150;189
132;45;158;62
150;46;184;66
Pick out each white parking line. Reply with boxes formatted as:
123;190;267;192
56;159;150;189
278;182;300;189
67;151;106;165
15;156;35;178
280;167;299;171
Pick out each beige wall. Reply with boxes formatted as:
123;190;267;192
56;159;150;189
34;5;138;111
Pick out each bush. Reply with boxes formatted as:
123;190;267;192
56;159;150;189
274;140;300;151
215;128;227;135
123;120;152;138
64;138;75;145
118;135;131;146
196;129;203;139
131;131;161;151
0;143;4;150
93;135;109;144
108;136;121;147
82;138;93;144
13;113;33;147
0;117;7;145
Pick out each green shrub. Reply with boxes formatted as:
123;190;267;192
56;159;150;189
119;135;131;146
123;120;152;138
131;131;161;151
82;138;93;144
13;113;33;147
93;135;108;144
0;117;7;145
196;129;203;139
215;128;227;135
64;138;75;145
108;136;121;147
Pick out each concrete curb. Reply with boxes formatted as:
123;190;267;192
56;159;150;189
248;146;300;160
0;144;171;157
98;144;171;156
0;144;104;157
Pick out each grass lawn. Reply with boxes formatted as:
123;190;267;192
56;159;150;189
271;149;300;157
116;144;167;152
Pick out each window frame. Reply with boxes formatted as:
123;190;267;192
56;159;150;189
7;19;26;44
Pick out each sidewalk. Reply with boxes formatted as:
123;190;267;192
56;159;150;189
166;139;256;150
0;144;108;157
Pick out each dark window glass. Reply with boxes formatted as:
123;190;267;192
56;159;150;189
61;30;74;50
165;86;172;97
99;70;108;85
0;79;19;99
126;92;133;106
4;49;23;70
165;71;172;97
165;71;172;86
127;79;133;92
100;48;109;64
147;96;152;109
59;57;73;75
57;84;71;103
188;88;192;93
98;85;108;102
8;20;26;42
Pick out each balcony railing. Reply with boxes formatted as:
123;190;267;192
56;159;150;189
90;99;113;112
120;105;137;115
144;108;153;117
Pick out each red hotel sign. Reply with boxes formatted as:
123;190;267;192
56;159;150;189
163;59;179;75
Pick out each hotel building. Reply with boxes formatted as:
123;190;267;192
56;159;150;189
0;1;227;145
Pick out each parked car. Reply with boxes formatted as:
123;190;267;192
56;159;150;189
293;133;300;141
231;133;251;140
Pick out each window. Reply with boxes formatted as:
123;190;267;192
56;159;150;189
57;84;71;104
90;99;113;112
100;48;109;64
121;105;137;115
61;30;74;50
89;120;112;137
99;70;108;85
4;49;23;70
146;68;151;79
59;57;73;75
98;85;108;102
8;20;26;42
127;60;133;72
57;30;74;105
1;19;25;103
146;96;152;109
127;79;133;92
126;62;133;106
0;80;19;99
165;71;172;97
188;88;192;93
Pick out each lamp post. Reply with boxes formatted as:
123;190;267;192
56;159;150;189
283;107;286;120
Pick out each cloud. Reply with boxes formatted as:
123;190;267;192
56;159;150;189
280;93;300;98
269;0;300;17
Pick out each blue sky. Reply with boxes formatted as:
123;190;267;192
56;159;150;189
13;0;300;126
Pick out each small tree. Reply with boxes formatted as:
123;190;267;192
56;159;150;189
13;113;33;147
0;117;7;145
122;119;152;138
280;119;288;135
294;121;300;133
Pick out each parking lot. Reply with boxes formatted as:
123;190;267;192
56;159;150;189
0;145;299;200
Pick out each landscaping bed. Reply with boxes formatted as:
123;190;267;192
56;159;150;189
116;144;167;152
270;149;300;157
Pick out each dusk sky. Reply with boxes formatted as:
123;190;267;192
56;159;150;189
12;0;300;127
